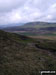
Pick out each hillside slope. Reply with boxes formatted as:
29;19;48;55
0;30;56;75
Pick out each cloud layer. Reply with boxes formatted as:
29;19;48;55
0;0;56;25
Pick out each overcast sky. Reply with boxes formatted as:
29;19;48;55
0;0;56;25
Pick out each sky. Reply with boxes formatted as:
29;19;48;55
0;0;56;25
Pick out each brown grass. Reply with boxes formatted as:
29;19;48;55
29;36;56;40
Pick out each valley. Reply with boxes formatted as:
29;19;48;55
3;22;56;40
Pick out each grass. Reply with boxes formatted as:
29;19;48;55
35;39;56;52
0;30;56;75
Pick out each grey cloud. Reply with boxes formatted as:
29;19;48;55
0;0;56;25
0;0;26;12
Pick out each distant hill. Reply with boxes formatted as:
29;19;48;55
0;30;56;75
2;22;56;37
3;22;56;31
0;23;24;29
21;22;56;28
